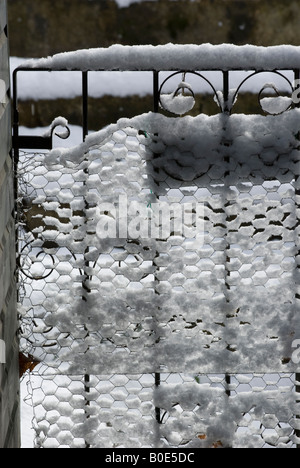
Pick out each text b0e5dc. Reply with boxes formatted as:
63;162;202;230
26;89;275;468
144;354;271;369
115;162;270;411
0;339;5;364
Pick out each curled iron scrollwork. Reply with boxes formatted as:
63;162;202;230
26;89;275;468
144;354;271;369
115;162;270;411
45;116;71;141
230;70;294;115
19;238;56;281
157;70;295;116
158;71;223;115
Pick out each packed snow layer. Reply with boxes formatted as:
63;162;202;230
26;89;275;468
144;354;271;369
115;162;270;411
20;109;300;375
19;43;300;72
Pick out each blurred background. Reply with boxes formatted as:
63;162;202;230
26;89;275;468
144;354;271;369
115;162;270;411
8;0;300;57
7;0;300;131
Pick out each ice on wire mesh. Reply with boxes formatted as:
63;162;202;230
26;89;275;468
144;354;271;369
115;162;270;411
19;110;300;375
29;373;299;448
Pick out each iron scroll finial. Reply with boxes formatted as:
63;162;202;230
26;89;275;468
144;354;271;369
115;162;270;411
13;117;71;153
43;117;71;142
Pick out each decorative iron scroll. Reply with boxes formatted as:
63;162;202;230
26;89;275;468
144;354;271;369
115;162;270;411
19;110;300;375
157;69;295;116
158;71;222;114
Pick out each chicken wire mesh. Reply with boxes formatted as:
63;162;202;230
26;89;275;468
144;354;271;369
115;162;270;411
17;109;300;448
22;372;298;448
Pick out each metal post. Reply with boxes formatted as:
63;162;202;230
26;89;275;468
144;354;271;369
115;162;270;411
12;69;23;320
12;69;20;199
82;71;89;141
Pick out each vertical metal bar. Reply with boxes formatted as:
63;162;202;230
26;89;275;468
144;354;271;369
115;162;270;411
82;71;89;141
225;374;231;398
223;71;231;393
223;70;232;398
294;69;300;448
153;71;159;114
155;373;161;424
153;71;162;426
82;70;91;447
223;71;230;114
296;375;300;449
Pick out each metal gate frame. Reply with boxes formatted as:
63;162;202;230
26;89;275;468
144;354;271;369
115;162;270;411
12;51;300;447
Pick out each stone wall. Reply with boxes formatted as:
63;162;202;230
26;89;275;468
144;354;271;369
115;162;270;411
7;0;300;58
0;0;20;449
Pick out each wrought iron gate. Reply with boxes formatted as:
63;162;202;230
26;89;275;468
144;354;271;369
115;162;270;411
14;45;300;448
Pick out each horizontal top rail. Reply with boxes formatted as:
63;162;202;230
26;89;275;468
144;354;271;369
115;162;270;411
16;43;300;72
12;44;300;156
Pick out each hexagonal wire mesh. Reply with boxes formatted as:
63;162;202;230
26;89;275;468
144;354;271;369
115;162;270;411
17;107;300;447
21;372;297;448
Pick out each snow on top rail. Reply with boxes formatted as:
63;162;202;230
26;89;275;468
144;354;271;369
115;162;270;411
18;43;300;72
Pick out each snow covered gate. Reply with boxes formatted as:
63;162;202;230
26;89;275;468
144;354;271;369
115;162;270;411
13;45;300;448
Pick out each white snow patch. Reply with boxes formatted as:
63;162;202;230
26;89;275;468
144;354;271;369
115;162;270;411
18;44;300;72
